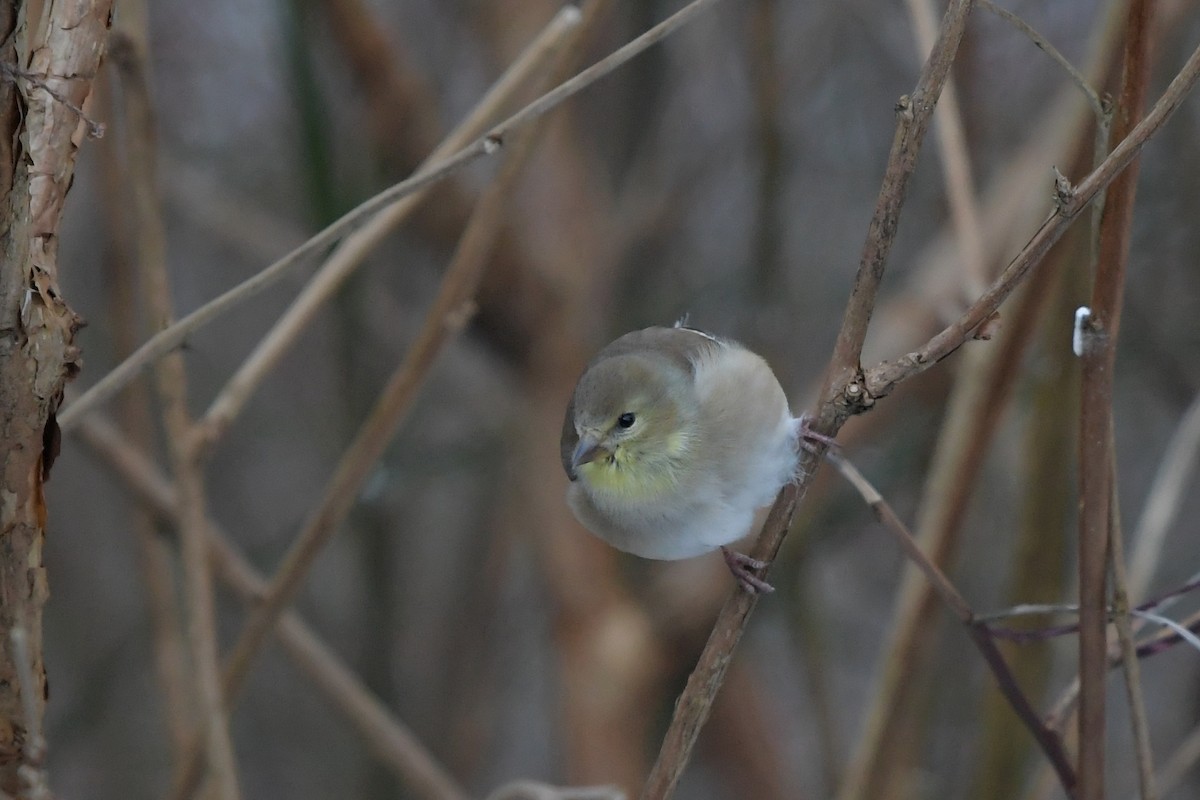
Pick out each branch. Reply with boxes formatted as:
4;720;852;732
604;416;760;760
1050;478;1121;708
93;49;193;759
108;31;242;799
823;0;976;393
903;0;987;296
979;0;1107;123
1127;389;1200;597
863;25;1200;400
840;149;1073;797
640;4;977;798
1107;471;1158;800
194;3;582;447
169;7;613;793
58;0;729;432
827;454;1078;794
73;414;471;800
1077;4;1154;798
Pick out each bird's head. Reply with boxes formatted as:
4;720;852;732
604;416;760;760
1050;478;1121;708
567;354;696;497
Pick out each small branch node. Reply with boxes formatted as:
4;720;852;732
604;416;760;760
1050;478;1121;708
894;93;914;121
842;380;875;413
1052;166;1076;213
483;133;503;154
973;310;1003;341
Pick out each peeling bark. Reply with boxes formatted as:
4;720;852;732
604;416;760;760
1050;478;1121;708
0;0;111;792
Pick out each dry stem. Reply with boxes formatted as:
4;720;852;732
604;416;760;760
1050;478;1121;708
824;0;976;395
904;0;987;295
94;45;194;758
58;0;729;432
861;20;1200;400
74;414;470;800
1107;464;1158;800
979;0;1107;122
169;9;595;794
1076;4;1154;797
1127;389;1200;597
109;31;242;800
827;454;1077;789
640;4;977;797
642;4;1200;797
195;4;583;446
839;243;1061;799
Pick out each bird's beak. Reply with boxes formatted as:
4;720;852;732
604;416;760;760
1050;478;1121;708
571;435;609;471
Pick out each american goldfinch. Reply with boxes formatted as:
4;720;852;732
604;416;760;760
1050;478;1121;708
560;324;806;593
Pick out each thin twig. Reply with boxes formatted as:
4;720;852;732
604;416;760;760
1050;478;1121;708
56;130;482;431
987;607;1200;661
0;62;105;139
168;13;587;796
837;215;1061;798
94;43;194;759
57;0;729;431
1108;452;1158;800
1127;389;1200;597
1130;611;1200;656
978;0;1106;123
827;453;1078;793
903;0;988;296
1151;721;1200;799
640;7;977;798
195;3;583;446
109;32;242;800
823;0;976;397
1077;5;1154;798
827;455;970;618
220;23;567;717
73;414;471;800
863;28;1200;400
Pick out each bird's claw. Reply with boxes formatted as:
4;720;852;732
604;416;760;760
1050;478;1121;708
721;546;775;594
797;413;838;455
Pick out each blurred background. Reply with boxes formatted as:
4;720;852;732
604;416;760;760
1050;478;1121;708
42;0;1200;798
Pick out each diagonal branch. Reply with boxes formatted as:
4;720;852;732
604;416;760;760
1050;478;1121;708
109;29;242;799
1107;458;1158;800
903;0;987;295
862;23;1200;401
827;453;1077;792
641;4;977;798
642;7;1200;800
1077;4;1154;798
168;6;614;794
57;0;729;432
74;413;470;800
823;0;977;394
194;4;583;447
979;0;1106;123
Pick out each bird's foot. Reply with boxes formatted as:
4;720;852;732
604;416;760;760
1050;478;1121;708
796;413;838;455
720;546;775;594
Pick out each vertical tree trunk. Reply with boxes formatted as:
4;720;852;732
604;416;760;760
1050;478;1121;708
0;1;112;792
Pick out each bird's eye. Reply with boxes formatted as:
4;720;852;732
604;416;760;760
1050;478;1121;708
617;412;636;429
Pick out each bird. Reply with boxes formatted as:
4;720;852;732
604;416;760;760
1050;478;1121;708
560;323;818;593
